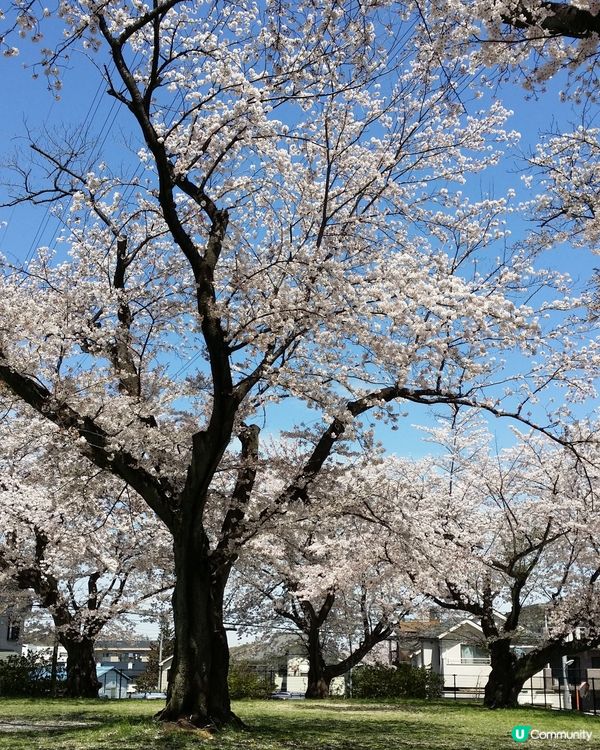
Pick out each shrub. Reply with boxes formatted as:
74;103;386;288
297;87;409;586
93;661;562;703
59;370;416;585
228;662;275;699
352;663;444;699
0;653;54;697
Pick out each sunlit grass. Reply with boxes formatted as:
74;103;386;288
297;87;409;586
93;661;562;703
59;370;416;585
0;697;597;749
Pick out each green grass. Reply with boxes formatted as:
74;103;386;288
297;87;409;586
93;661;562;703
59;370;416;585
0;698;597;749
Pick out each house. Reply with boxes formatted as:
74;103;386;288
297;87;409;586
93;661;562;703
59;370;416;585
97;665;133;699
94;640;152;684
158;637;346;696
404;618;494;694
0;612;24;659
158;654;171;693
389;614;600;708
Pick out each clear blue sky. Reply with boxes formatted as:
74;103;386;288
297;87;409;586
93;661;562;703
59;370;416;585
0;32;596;464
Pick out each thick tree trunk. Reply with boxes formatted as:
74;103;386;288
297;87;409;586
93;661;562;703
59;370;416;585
483;640;525;708
60;634;101;698
305;627;331;698
157;529;239;728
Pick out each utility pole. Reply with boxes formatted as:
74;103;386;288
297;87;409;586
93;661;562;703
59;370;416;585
157;630;163;691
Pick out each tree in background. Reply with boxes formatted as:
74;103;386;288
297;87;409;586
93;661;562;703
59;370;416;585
0;0;597;726
0;411;173;698
234;456;411;698
384;413;600;708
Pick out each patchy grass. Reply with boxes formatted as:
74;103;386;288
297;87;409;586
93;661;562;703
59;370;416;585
0;698;597;749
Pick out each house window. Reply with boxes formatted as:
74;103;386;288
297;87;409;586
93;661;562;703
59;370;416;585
6;622;20;641
460;644;489;664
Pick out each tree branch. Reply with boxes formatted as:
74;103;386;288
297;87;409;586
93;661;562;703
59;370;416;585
0;355;175;528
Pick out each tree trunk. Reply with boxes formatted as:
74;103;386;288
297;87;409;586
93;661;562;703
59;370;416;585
305;626;331;698
483;639;525;708
60;634;101;698
157;528;239;728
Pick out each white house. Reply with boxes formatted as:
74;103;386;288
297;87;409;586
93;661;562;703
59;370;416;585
390;616;598;708
97;665;132;699
408;618;493;694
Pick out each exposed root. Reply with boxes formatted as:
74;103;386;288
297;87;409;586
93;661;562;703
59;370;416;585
154;707;246;733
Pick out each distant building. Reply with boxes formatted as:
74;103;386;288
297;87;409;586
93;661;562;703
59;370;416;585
94;640;152;684
97;665;132;699
387;613;600;708
0;612;24;659
158;635;346;696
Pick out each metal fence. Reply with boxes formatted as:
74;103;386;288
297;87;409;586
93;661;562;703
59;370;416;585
443;668;600;714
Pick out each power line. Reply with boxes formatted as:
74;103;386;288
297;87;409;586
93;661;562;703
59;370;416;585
22;70;110;264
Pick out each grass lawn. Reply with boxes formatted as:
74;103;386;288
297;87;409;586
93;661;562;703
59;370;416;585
0;698;597;749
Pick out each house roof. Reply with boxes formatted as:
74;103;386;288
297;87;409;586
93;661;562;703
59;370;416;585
437;619;485;640
95;640;152;651
97;666;131;680
395;620;446;639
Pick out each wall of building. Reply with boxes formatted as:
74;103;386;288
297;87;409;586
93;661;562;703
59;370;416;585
97;670;130;699
0;614;23;655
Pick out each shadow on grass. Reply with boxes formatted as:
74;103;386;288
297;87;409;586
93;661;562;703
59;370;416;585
233;705;494;750
0;701;157;750
296;699;484;713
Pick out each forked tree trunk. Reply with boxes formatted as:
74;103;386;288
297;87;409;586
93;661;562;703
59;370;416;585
157;526;240;728
305;627;331;698
60;634;101;698
483;640;525;708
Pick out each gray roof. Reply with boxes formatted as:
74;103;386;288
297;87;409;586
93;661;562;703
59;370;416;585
97;665;131;680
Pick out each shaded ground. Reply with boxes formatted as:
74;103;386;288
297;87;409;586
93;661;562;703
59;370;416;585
0;697;596;749
0;719;100;732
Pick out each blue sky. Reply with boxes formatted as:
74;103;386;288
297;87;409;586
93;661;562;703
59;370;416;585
0;39;597;463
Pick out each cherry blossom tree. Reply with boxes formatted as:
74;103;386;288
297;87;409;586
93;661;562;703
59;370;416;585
423;0;600;96
233;460;409;698
0;408;172;697
0;0;597;727
388;414;600;708
428;1;600;264
523;126;600;257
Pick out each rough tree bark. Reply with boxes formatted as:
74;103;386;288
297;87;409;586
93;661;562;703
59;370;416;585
60;633;101;699
156;524;239;726
305;624;331;699
483;639;525;708
505;1;600;38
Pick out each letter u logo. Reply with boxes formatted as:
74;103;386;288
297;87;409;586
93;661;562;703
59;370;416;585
512;725;531;743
